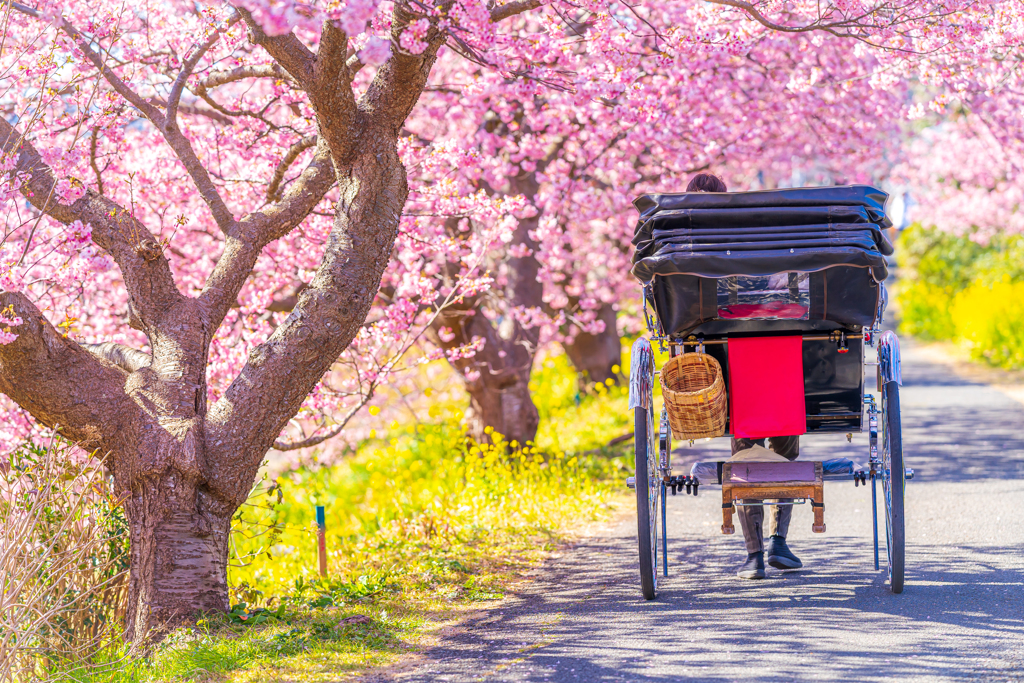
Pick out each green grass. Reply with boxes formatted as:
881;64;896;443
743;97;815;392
71;349;634;683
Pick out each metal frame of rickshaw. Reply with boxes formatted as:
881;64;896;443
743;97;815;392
627;276;910;599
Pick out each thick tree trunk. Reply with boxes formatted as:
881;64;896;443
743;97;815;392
430;170;544;446
123;472;233;640
464;363;539;447
462;322;539;447
562;303;622;385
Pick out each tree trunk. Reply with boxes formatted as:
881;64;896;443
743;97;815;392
430;170;544;446
464;363;539;447
562;302;622;385
429;305;540;445
123;472;233;640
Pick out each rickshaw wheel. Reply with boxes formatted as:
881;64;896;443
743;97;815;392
882;380;905;593
634;404;659;600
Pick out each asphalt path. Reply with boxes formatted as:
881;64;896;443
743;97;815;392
368;340;1024;682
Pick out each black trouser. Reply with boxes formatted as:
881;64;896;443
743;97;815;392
731;436;800;553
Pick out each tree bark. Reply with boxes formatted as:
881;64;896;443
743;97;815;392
123;473;233;638
562;302;622;385
429;304;540;446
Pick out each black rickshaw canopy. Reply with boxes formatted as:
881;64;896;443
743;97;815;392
630;185;893;336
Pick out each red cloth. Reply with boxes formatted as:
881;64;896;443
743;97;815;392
728;336;806;438
718;302;808;320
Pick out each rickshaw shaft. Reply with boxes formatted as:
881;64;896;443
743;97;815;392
670;332;869;346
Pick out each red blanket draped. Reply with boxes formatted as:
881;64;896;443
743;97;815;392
728;336;807;438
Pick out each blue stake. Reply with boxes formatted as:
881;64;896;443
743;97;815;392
316;505;327;578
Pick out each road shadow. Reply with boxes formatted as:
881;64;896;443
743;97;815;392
381;533;1023;682
368;340;1024;683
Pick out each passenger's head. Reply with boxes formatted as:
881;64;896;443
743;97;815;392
686;173;727;193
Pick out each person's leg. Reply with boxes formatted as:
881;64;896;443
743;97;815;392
732;437;765;547
766;435;803;569
737;501;764;553
767;435;800;537
733;438;767;578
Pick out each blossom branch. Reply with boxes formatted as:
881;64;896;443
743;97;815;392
198;139;335;332
361;3;449;135
12;6;242;234
271;394;369;451
0;118;185;323
167;11;241;128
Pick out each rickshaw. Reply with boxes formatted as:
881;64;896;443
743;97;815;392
626;185;909;599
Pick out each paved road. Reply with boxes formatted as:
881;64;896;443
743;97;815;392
369;341;1024;682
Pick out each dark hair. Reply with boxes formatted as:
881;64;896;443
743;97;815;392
686;173;727;193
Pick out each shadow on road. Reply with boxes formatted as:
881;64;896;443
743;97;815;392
400;535;1023;682
371;341;1024;682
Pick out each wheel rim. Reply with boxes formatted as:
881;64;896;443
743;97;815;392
635;401;658;599
882;386;894;583
881;381;905;591
646;403;658;591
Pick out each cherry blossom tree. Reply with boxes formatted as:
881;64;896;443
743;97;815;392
707;0;1024;240
1;0;1021;639
388;2;912;443
0;0;557;638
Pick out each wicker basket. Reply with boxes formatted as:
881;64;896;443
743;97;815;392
660;353;728;439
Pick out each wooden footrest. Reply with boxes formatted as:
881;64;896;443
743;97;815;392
721;461;825;535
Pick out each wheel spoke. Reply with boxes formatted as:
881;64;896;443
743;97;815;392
634;398;658;599
879;379;905;593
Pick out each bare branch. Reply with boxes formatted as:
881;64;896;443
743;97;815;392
266;135;318;201
0;292;138;452
488;0;544;22
191;64;298;123
88;128;104;196
80;342;152;373
149;99;234;124
345;52;367;79
196;63;297;91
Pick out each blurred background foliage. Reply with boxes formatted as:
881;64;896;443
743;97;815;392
896;225;1024;369
0;440;129;682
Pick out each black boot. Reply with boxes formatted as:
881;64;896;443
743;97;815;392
737;551;765;579
766;535;803;569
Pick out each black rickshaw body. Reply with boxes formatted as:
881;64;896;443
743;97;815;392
631;185;895;436
626;184;907;599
